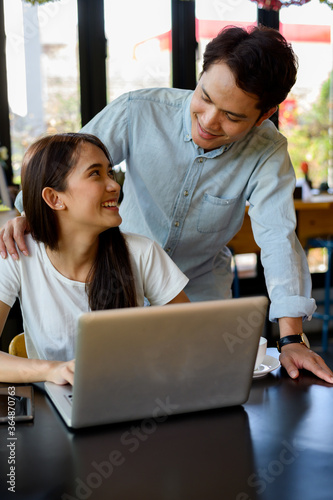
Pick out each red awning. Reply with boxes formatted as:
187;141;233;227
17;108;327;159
196;19;331;43
134;19;331;57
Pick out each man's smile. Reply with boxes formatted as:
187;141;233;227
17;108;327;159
197;119;223;141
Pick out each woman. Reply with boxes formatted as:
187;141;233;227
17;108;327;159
0;133;189;385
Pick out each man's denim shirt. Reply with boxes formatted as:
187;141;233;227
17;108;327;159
24;87;314;322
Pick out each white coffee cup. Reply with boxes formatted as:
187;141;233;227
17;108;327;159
254;336;267;370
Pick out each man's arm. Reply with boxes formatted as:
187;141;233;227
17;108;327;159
244;128;331;382
278;316;333;384
0;215;29;260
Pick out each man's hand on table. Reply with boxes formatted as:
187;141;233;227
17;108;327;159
0;215;29;260
279;343;333;384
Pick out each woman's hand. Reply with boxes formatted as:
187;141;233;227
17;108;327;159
47;359;75;385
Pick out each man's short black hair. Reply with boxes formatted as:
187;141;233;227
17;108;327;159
202;25;298;115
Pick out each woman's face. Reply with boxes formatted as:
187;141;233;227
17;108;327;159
59;142;122;233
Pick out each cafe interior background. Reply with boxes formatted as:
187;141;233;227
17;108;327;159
0;0;332;349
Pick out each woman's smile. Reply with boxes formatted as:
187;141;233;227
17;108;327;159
101;199;119;209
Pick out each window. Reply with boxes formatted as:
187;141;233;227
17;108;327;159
195;0;257;77
3;0;79;182
279;0;333;189
104;0;172;102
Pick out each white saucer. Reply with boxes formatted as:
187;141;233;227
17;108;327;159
253;354;280;379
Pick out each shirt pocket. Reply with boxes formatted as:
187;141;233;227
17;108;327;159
197;193;239;233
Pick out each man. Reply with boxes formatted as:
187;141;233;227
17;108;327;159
1;26;332;383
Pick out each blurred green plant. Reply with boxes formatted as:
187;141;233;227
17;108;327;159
319;0;333;8
283;72;332;187
0;146;8;163
23;0;59;5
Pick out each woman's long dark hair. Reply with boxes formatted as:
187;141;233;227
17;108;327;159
22;132;137;310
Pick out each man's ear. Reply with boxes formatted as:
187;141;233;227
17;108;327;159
255;106;278;127
42;187;65;211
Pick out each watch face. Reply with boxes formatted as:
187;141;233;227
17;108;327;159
301;333;310;349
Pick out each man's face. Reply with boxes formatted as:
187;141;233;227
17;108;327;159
190;61;274;151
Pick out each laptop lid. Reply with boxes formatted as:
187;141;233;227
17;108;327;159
45;296;268;428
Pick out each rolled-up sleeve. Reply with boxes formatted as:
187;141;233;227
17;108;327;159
246;141;316;322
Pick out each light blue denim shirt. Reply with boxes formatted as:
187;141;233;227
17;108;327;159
70;88;313;320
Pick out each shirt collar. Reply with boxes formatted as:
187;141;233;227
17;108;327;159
182;91;234;158
183;92;194;143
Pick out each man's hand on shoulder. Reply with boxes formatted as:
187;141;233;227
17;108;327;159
279;343;333;384
0;215;29;260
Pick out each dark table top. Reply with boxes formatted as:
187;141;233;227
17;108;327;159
1;347;333;500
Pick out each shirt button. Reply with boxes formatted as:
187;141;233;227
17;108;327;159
174;221;180;227
198;158;203;163
166;248;171;253
184;190;189;197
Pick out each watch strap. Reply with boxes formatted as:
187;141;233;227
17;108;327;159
276;333;309;353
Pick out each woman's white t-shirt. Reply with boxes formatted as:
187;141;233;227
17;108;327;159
0;232;188;361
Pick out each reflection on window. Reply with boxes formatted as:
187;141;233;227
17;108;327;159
4;0;79;183
279;0;333;190
104;0;172;102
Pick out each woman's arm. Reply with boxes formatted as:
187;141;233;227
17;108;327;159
0;351;75;385
0;301;75;385
166;290;190;304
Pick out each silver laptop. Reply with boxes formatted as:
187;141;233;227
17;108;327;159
44;296;268;429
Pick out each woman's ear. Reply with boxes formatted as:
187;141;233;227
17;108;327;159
42;187;66;211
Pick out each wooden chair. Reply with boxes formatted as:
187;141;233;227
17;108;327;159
8;333;27;358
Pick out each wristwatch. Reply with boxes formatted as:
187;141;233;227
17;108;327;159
277;333;310;353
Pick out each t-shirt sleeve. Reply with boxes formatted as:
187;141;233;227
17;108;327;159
126;234;189;306
0;253;21;307
143;240;189;305
14;190;23;214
